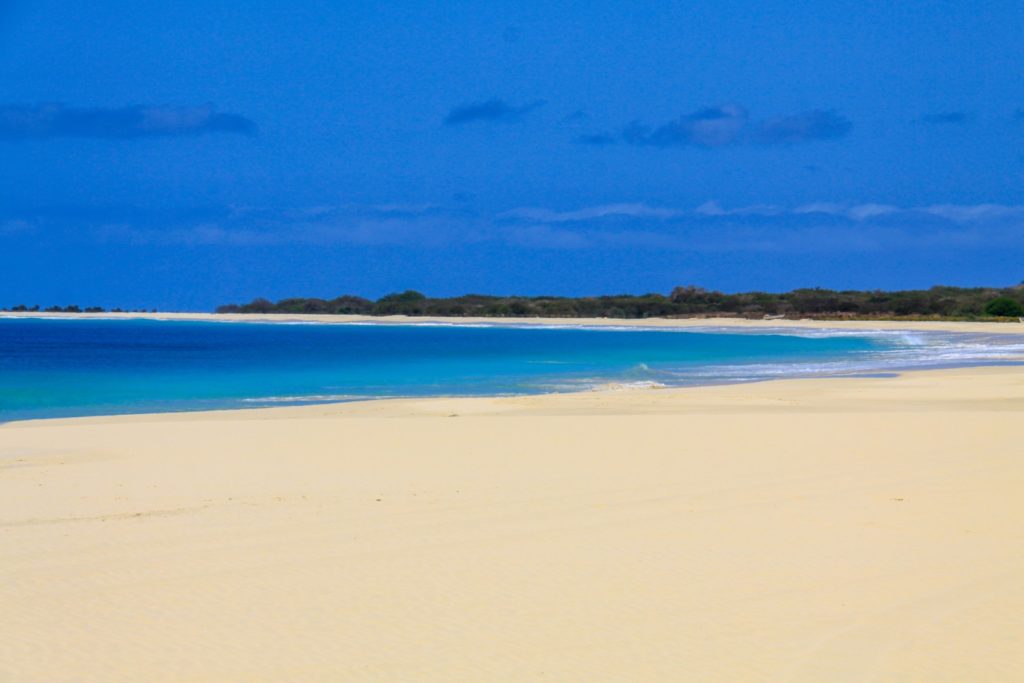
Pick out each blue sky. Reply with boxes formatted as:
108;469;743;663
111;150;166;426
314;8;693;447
1;0;1022;309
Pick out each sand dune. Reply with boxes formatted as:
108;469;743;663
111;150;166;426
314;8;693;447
2;367;1022;681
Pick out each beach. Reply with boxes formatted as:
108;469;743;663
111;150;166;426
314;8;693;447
2;363;1022;681
5;309;1024;335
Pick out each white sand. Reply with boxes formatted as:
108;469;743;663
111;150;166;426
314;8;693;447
4;309;1024;335
1;366;1022;681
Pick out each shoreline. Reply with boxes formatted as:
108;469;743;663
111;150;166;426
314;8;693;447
2;314;1023;424
4;309;1024;335
4;363;1021;428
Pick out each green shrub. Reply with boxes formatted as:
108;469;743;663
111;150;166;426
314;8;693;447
378;290;426;303
984;297;1024;317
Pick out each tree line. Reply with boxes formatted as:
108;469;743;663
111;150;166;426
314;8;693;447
2;305;155;313
5;285;1023;320
212;285;1024;320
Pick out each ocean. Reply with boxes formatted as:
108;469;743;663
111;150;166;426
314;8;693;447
1;317;1021;421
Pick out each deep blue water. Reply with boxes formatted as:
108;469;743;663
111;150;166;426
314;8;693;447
0;318;1020;421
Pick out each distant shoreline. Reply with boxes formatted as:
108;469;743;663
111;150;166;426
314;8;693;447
3;310;1024;335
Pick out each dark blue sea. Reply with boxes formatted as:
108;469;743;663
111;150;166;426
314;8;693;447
1;317;1021;421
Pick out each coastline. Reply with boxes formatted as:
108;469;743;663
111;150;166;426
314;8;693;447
1;313;1022;424
2;365;1022;680
4;309;1024;335
3;363;1023;428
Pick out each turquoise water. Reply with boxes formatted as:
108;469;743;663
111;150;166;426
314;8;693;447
0;318;1020;421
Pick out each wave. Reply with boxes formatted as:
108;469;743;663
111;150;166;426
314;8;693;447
240;394;364;404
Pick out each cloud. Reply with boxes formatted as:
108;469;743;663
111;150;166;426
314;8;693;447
495;201;1024;252
752;109;852;143
0;103;255;140
919;203;1024;222
443;99;545;125
504;224;592;249
704;201;1024;225
502;203;682;223
696;201;783;217
7;200;1023;255
580;104;851;148
698;201;903;220
791;202;899;221
920;111;973;124
621;104;749;148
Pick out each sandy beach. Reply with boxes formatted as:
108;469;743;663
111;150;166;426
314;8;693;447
1;364;1022;681
5;309;1024;336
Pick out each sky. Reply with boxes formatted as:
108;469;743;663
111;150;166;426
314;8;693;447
1;0;1022;309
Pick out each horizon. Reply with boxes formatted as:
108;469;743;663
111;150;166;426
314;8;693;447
2;1;1023;309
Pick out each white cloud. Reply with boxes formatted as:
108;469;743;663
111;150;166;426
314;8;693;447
921;204;1024;222
695;201;783;217
502;203;682;223
9;201;1024;253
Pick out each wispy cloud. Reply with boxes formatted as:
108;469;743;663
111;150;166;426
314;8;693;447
6;200;1022;254
919;203;1024;222
794;202;899;221
504;224;593;249
443;99;545;125
700;201;1024;223
501;203;683;223
0;104;255;140
753;110;851;143
696;201;784;217
580;104;851;148
621;104;749;148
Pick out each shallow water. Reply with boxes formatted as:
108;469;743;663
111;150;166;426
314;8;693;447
1;318;1021;420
